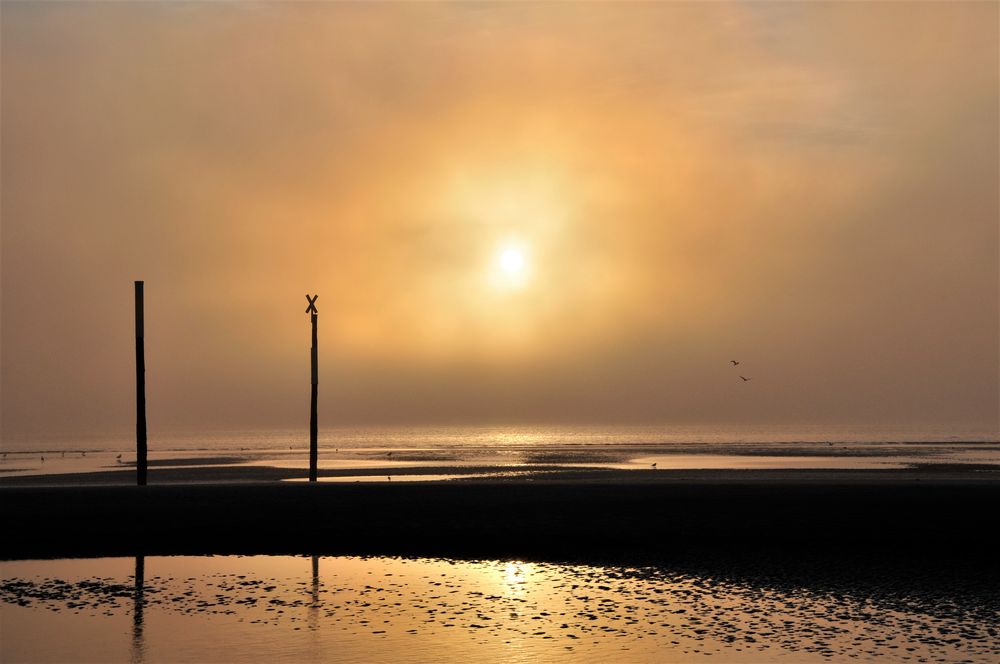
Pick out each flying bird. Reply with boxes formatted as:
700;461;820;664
730;360;740;366
740;375;752;382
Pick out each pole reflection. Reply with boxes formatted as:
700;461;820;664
130;555;146;664
309;555;320;633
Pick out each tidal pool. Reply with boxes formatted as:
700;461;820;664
1;555;997;663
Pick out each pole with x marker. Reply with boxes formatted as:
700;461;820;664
306;294;319;482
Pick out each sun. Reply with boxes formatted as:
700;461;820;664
499;247;525;274
491;242;531;290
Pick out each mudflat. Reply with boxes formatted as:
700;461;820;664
3;468;998;568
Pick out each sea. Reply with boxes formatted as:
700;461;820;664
1;423;998;480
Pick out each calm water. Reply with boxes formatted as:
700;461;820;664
2;555;998;663
4;424;998;455
2;424;998;480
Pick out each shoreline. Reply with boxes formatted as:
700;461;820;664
2;457;999;487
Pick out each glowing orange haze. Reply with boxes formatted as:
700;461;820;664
1;2;997;434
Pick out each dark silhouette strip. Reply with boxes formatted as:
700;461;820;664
135;281;147;486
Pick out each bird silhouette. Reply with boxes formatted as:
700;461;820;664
740;375;751;382
651;462;657;469
731;360;740;366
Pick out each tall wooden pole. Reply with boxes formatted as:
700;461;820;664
307;294;319;482
135;281;147;486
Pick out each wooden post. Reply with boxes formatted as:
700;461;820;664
306;295;319;482
135;281;147;486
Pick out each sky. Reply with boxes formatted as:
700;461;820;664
2;1;997;438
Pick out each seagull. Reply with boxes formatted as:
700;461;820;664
651;462;657;469
740;375;751;382
731;360;740;366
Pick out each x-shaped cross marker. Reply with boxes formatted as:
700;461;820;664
305;294;319;314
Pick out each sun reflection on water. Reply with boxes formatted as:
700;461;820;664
1;555;998;663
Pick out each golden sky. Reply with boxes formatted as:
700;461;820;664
2;2;997;434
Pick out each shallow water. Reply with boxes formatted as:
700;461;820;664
4;423;998;454
2;446;998;482
2;423;998;482
285;473;509;483
2;555;997;663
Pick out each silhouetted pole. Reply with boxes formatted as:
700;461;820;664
135;281;147;486
306;294;319;482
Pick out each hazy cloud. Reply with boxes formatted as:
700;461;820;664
2;1;996;436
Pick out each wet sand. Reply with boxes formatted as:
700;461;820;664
4;554;998;662
2;467;998;572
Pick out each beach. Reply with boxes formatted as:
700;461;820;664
4;448;999;663
4;440;999;662
4;431;999;562
4;465;998;565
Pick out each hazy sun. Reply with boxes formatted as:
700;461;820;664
499;247;525;274
491;242;530;290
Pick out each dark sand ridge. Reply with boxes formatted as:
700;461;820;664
3;468;998;575
4;468;999;631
